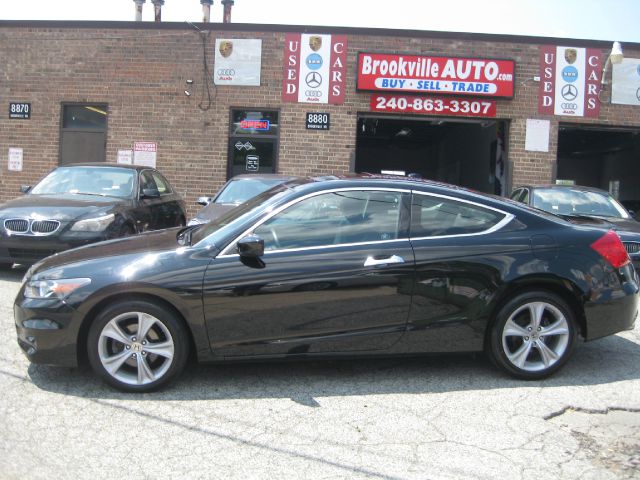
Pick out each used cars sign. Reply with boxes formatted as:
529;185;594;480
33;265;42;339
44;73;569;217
357;52;515;98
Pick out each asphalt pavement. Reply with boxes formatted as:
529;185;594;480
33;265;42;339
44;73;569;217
1;266;639;479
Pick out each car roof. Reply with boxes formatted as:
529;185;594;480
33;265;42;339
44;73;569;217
230;173;301;181
56;162;154;172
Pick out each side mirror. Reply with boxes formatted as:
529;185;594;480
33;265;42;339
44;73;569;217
20;185;31;194
141;188;160;198
197;196;213;206
237;235;264;258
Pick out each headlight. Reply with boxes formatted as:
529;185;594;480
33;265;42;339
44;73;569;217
71;214;115;232
24;278;91;299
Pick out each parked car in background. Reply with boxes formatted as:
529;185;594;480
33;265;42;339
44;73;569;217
0;163;186;267
15;175;638;392
511;184;640;269
187;174;299;225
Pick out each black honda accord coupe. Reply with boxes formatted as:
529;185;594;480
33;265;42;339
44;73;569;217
14;175;639;392
0;163;186;267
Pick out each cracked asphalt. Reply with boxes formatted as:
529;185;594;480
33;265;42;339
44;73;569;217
1;267;639;479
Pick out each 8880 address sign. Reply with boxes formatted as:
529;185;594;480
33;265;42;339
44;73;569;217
370;94;496;118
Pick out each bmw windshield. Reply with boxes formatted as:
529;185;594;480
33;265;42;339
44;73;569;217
532;188;630;219
30;166;135;198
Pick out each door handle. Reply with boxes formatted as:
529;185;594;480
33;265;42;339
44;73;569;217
364;255;405;267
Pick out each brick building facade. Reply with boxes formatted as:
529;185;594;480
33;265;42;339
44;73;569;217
1;21;639;217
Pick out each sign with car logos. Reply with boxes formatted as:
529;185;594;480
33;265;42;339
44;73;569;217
538;46;601;118
282;33;347;104
9;102;30;119
214;39;262;86
306;112;330;130
612;58;640;106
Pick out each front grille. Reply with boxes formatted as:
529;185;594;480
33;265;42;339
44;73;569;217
31;220;60;234
623;242;640;255
5;219;29;233
8;248;56;261
4;218;60;236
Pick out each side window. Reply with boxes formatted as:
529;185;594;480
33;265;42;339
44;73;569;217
151;172;172;195
254;190;402;251
510;188;522;201
521;189;529;205
411;194;505;237
139;171;157;195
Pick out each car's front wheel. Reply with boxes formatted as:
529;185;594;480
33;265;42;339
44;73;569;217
87;299;189;392
488;291;577;379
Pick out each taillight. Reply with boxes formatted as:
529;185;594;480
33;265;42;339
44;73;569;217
590;230;630;269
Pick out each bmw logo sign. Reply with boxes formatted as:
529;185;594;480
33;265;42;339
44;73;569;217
562;66;579;83
306;53;323;70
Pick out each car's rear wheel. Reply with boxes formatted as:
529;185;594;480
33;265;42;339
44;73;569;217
87;299;189;392
488;291;577;379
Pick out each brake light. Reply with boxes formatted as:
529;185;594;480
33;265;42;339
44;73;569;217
590;230;630;269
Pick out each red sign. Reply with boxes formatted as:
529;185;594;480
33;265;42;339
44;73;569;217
371;94;497;117
538;46;601;118
282;33;347;104
240;120;270;130
358;53;515;98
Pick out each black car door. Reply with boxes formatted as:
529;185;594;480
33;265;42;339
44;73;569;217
202;189;415;357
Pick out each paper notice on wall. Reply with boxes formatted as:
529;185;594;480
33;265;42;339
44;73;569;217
133;142;157;168
117;149;133;164
612;58;640;106
8;148;23;171
525;119;550;152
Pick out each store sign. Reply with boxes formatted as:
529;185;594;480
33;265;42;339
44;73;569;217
357;53;515;98
371;94;496;117
240;119;270;130
133;141;157;168
246;155;259;171
9;102;30;119
612;58;640;106
306;112;330;130
214;39;262;86
538;46;601;118
282;33;347;104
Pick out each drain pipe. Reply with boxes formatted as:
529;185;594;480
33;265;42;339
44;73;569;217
151;0;164;22
201;0;213;22
221;0;234;23
134;0;145;21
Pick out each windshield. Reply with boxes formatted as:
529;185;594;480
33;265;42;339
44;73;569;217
191;182;294;245
532;188;630;219
215;177;288;205
30;166;136;198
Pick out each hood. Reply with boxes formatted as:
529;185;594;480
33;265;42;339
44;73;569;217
0;194;127;221
31;227;183;273
193;203;237;223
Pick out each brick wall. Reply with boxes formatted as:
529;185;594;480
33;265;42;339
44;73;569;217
1;21;639;217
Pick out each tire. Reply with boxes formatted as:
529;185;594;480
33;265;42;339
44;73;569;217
108;222;134;240
87;299;189;392
487;291;577;380
0;263;13;270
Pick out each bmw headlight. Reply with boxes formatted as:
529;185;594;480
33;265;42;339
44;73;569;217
71;213;115;232
24;278;91;299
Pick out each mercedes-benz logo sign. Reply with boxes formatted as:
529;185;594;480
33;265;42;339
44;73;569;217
305;71;322;88
561;84;578;101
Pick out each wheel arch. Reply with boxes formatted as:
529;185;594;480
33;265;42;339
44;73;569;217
484;275;587;347
76;291;199;367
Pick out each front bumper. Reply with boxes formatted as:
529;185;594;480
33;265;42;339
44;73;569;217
1;231;109;265
14;296;82;367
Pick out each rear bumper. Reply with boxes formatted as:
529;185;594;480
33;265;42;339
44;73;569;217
584;266;639;341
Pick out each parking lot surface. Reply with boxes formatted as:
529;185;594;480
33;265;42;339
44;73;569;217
1;267;639;479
